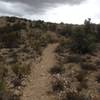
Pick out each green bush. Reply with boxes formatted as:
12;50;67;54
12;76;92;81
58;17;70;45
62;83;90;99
70;32;96;54
68;19;96;54
56;19;97;54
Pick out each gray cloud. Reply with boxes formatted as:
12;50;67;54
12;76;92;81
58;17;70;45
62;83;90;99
0;0;86;11
0;0;86;17
0;0;86;5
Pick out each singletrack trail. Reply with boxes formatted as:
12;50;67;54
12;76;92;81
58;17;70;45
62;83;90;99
21;43;58;100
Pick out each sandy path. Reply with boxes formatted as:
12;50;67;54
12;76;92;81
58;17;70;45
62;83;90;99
21;43;58;100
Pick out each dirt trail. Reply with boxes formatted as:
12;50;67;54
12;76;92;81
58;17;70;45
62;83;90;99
21;43;58;100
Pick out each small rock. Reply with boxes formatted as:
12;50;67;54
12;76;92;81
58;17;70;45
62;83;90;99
14;90;22;96
21;81;26;87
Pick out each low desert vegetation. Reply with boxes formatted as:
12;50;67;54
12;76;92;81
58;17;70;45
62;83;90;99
0;17;100;100
58;18;97;54
11;63;30;77
52;79;64;93
0;16;57;100
51;19;100;100
49;64;65;74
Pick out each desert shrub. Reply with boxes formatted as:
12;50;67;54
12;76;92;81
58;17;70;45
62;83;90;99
56;37;71;53
66;54;82;63
80;81;88;89
6;17;16;23
80;62;97;71
58;29;67;36
0;80;6;100
52;79;64;92
11;63;30;77
96;75;100;83
57;19;97;54
11;77;22;88
58;24;72;37
0;32;20;48
0;64;8;80
0;23;25;34
9;95;20;100
95;60;100;66
28;31;52;55
62;92;90;100
11;63;30;88
70;32;96;54
96;24;100;41
11;64;21;76
76;71;87;82
39;33;52;46
0;90;20;100
0;26;20;48
47;23;56;32
50;65;65;74
0;22;27;48
67;19;96;54
11;23;26;31
0;81;5;92
32;41;42;55
34;20;44;28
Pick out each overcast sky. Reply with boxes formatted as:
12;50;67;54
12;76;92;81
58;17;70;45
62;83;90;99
0;0;99;24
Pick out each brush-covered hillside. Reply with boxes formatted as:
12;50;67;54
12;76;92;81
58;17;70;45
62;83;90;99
0;16;58;100
0;17;100;100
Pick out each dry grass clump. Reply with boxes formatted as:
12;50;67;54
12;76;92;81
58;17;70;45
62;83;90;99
65;54;82;63
80;62;97;71
96;75;100;83
11;63;30;77
52;79;64;93
50;64;65;74
61;91;88;100
11;63;31;88
0;64;8;80
0;80;20;100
